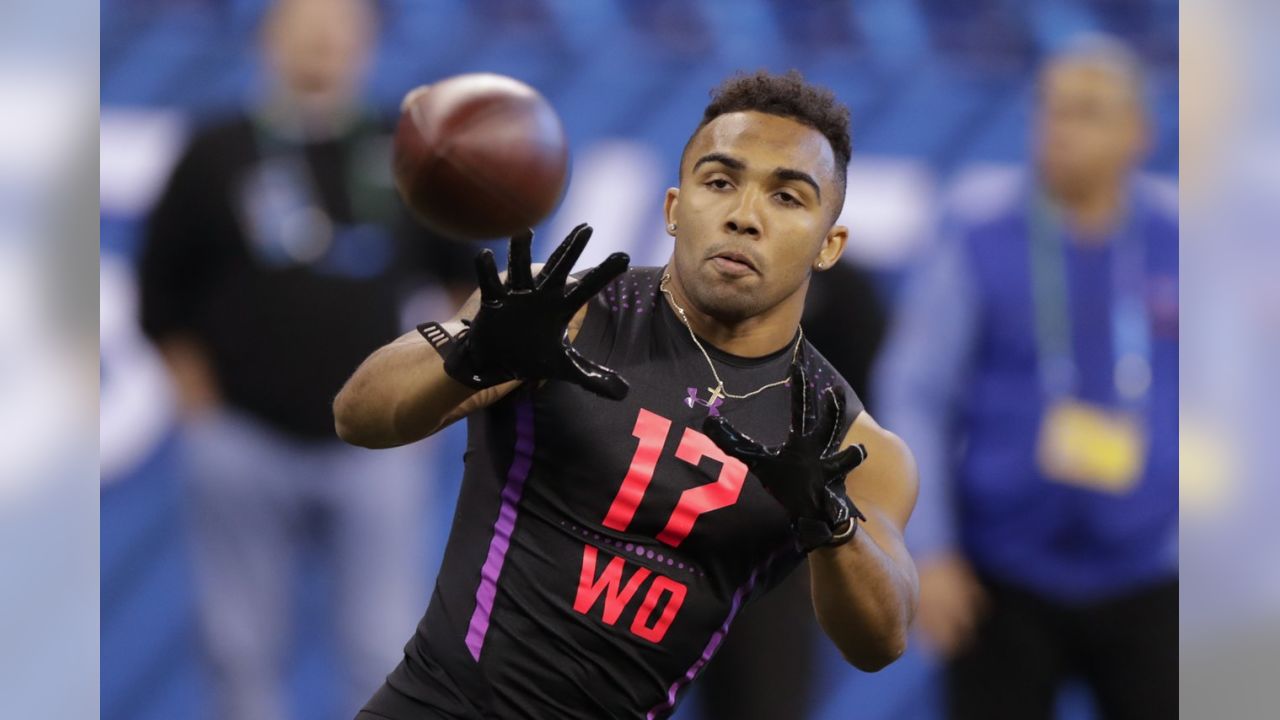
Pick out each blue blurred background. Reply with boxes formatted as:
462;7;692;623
99;2;1177;719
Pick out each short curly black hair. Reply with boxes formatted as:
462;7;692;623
682;70;852;216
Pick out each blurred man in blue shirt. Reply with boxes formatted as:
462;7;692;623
876;36;1177;719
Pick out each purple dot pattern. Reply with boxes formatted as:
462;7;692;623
602;271;658;316
560;520;706;577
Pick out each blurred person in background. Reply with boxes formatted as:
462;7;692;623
875;35;1177;719
136;0;471;717
801;261;889;411
697;260;888;720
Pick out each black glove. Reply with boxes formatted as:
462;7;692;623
418;224;630;400
703;360;868;553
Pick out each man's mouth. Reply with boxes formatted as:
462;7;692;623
709;251;758;275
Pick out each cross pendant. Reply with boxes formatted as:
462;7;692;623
706;384;726;405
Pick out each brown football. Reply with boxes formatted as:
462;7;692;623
393;73;569;241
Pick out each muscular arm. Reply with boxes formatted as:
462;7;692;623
809;411;920;671
332;266;588;448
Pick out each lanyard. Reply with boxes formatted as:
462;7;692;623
1028;190;1152;410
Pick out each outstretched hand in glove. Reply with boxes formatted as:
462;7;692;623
418;224;631;400
703;360;869;553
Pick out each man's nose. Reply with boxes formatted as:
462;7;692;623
724;188;762;238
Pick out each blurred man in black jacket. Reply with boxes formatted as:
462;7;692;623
138;1;470;717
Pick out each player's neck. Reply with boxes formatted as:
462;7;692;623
1047;174;1128;243
664;272;804;358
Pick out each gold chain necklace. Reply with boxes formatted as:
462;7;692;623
659;272;802;404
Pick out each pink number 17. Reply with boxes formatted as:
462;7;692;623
601;408;748;547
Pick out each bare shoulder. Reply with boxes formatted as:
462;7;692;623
846;411;909;456
842;411;919;530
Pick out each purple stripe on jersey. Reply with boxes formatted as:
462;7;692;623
465;397;536;661
646;545;792;719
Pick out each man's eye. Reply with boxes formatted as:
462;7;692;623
776;191;801;206
706;179;731;190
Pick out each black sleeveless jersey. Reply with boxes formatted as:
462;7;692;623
378;267;863;719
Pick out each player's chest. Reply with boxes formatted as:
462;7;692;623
531;375;796;566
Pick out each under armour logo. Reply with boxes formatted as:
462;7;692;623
685;387;724;417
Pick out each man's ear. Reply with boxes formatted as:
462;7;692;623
664;187;680;235
814;225;849;271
